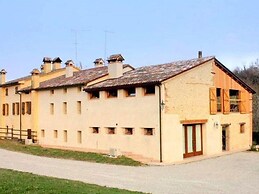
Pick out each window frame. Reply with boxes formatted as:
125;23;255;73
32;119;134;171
144;128;154;136
144;85;155;95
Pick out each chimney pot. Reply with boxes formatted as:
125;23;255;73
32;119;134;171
31;68;40;89
52;57;62;70
42;57;52;73
93;58;105;67
0;69;7;84
198;51;202;58
107;54;124;78
65;60;74;77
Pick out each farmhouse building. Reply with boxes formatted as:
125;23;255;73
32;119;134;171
0;53;255;163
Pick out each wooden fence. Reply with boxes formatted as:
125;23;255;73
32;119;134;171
0;127;37;142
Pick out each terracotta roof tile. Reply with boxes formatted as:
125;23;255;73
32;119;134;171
84;56;215;91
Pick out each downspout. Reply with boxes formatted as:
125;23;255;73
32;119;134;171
158;84;162;163
17;92;22;141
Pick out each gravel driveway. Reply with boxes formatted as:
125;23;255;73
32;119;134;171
0;149;258;194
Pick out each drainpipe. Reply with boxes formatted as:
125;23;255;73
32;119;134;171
158;84;163;163
17;92;22;140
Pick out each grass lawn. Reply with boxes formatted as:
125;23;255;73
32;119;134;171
0;168;144;194
0;140;143;166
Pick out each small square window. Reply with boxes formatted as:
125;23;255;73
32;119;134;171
144;86;155;95
77;131;82;144
41;129;45;138
54;130;58;138
125;88;136;97
240;123;245;133
5;88;8;96
90;91;100;99
64;130;67;142
15;87;19;94
107;127;115;134
125;128;133;135
50;90;54;95
63;88;67;93
78;86;82;92
92;127;99;134
107;90;117;98
144;128;153;135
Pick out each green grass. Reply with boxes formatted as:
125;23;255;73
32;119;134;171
0;140;143;166
0;168;144;194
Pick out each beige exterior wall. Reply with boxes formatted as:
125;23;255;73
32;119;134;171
38;86;160;161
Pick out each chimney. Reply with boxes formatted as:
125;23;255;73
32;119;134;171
0;69;7;85
52;57;62;70
65;60;74;78
42;57;52;73
107;54;124;78
31;68;40;89
93;58;105;67
198;51;203;58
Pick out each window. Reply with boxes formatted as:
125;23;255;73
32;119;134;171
26;102;31;115
63;102;67;114
107;90;117;98
230;90;240;112
5;88;8;96
16;103;19;115
77;131;82;144
144;128;153;136
50;103;54;115
50;90;54;95
92;127;99;134
63;88;67;94
125;88;136;97
240;123;245;133
12;103;15;115
41;129;45;138
22;102;25;115
144;85;155;95
107;127;115;134
2;103;9;116
54;130;58;138
15;87;18;94
77;101;81;114
64;130;67;142
125;128;133;135
77;86;82;92
89;91;100;99
216;88;222;112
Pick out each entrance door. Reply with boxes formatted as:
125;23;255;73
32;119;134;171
222;126;229;151
183;124;203;158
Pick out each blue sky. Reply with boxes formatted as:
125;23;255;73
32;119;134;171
0;0;259;80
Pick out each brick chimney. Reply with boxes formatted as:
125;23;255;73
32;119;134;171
65;60;74;78
42;57;52;73
0;69;7;85
93;58;105;67
52;57;62;70
107;54;124;78
31;68;40;89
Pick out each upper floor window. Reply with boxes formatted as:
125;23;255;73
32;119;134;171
229;90;240;112
125;128;133;135
107;90;117;98
50;103;54;115
217;88;222;112
26;101;31;115
2;103;9;116
240;123;245;133
89;91;100;99
15;87;18;94
77;101;81;114
77;86;82;92
144;128;154;136
144;85;155;95
107;127;115;134
63;102;67;114
63;88;67;94
125;88;136;97
50;90;54;95
5;88;8;96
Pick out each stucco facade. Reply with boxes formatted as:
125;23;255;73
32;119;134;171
0;54;255;164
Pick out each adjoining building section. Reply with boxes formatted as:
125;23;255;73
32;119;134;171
0;53;255;163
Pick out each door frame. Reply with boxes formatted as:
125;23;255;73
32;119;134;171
183;124;203;158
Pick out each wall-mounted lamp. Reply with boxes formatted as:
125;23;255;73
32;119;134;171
214;121;219;129
161;100;165;110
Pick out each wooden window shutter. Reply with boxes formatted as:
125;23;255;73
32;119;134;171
223;89;230;114
6;104;9;116
240;90;247;114
2;104;5;116
22;102;25;115
209;87;217;114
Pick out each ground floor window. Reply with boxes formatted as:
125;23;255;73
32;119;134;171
183;124;203;158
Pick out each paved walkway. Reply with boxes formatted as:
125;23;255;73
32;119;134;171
0;149;258;194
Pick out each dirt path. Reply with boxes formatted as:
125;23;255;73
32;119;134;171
0;149;258;194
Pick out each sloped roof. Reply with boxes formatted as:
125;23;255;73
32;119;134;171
84;56;215;91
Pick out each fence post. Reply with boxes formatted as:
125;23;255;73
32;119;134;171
11;128;13;139
6;126;8;139
27;129;32;140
